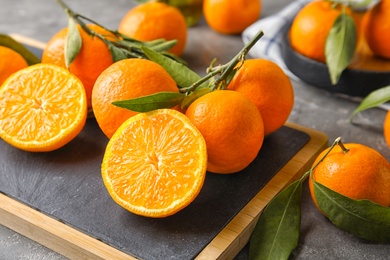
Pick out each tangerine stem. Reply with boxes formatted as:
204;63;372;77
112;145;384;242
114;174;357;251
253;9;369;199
335;137;350;154
179;30;264;94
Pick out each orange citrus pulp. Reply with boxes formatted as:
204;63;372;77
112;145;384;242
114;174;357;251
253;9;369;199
101;109;207;218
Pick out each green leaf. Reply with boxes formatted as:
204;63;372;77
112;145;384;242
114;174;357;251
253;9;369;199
249;175;305;260
350;85;390;121
108;44;132;61
325;13;357;85
313;180;390;243
112;91;184;112
0;34;40;65
181;87;211;110
65;17;82;68
142;46;201;88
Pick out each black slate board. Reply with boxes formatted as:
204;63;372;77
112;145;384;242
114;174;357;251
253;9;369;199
0;117;310;260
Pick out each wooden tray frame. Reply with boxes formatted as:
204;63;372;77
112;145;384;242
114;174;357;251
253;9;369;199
0;119;328;259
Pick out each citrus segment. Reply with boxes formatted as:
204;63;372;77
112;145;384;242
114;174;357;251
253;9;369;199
0;63;87;152
101;109;207;218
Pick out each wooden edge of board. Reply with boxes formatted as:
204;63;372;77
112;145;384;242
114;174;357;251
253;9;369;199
196;122;329;259
9;33;47;50
0;193;136;259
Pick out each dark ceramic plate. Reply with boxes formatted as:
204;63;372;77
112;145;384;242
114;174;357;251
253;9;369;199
281;24;390;98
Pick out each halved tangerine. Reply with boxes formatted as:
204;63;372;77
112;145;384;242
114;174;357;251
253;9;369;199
101;109;207;218
0;63;87;152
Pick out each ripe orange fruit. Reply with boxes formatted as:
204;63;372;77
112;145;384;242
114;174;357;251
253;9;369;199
227;59;294;136
91;58;179;139
101;109;207;218
0;63;87;152
185;90;264;174
309;143;390;211
118;1;187;56
289;0;353;63
0;46;28;85
364;0;390;59
42;24;115;108
203;0;261;34
383;111;390;148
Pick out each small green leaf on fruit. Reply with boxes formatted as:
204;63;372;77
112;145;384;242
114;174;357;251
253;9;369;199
325;13;356;85
142;46;202;88
112;92;184;112
65;17;82;68
350;85;390;121
249;176;305;259
313;180;390;243
181;87;211;109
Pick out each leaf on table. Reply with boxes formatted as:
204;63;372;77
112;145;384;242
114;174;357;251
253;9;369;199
142;46;203;88
0;34;40;65
313;180;390;243
112;91;185;112
65;17;82;68
350;85;390;122
325;13;357;85
249;176;305;260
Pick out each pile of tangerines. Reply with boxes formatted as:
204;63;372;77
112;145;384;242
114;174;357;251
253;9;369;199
0;0;389;223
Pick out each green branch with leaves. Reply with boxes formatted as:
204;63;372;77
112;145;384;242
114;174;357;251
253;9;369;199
55;0;183;68
249;137;390;259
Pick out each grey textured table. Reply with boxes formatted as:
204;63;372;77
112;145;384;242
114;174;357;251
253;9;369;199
0;0;389;259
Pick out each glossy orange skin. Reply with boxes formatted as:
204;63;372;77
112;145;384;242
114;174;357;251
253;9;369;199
91;58;179;139
118;2;187;56
227;59;294;136
0;46;28;85
203;0;261;34
185;90;264;174
309;143;390;213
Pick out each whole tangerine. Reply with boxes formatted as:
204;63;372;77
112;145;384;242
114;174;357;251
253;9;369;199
227;59;294;136
203;0;261;34
91;58;179;139
118;1;187;56
309;142;390;213
185;90;264;174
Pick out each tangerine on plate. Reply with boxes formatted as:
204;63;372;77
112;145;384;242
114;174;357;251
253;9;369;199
0;46;28;85
91;58;180;139
364;0;390;59
185;90;264;174
309;143;390;212
101;109;207;218
42;24;116;108
289;0;353;63
203;0;261;34
0;63;87;152
227;59;294;136
118;1;187;56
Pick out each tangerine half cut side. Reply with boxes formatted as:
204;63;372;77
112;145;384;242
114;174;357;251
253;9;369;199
0;63;87;152
101;109;208;218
